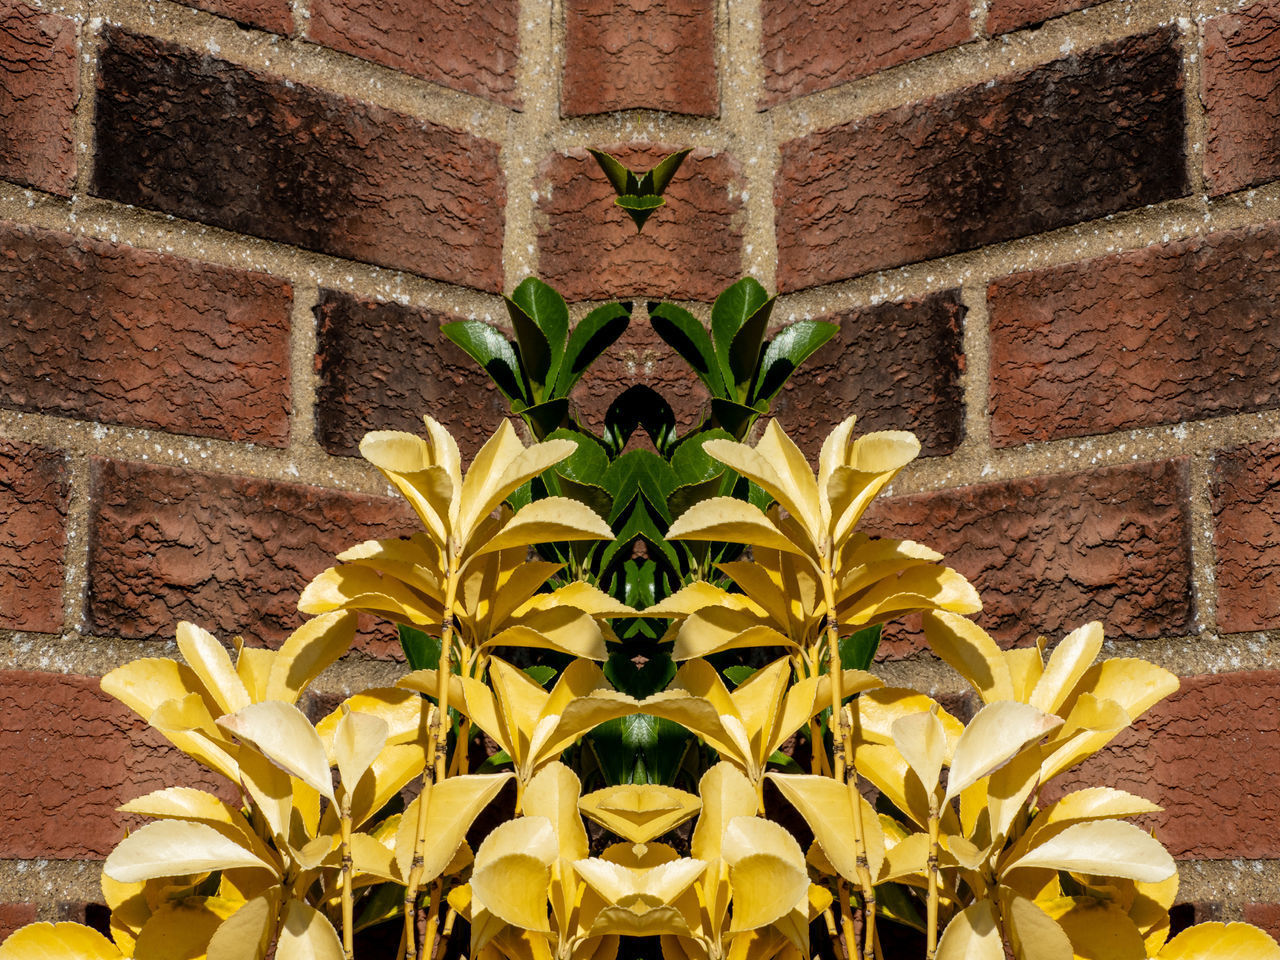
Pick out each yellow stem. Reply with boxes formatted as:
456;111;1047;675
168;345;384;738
823;907;847;960
926;797;940;960
422;880;442;960
341;792;354;960
434;907;457;960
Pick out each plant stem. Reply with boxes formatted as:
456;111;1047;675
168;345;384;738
341;792;354;960
926;796;940;960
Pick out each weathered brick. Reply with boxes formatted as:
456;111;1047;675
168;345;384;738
772;290;965;460
0;671;227;859
91;27;504;291
0;0;77;195
87;460;416;655
774;27;1186;292
562;0;717;116
1060;671;1280;859
989;223;1280;446
180;0;292;33
864;459;1192;654
314;289;506;460
308;0;518;105
537;145;742;302
1211;439;1280;634
0;440;68;634
0;903;35;941
1244;904;1280;942
1203;0;1280;196
986;0;1099;35
0;221;292;445
759;0;970;106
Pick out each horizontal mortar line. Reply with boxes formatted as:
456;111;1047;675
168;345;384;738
547;111;737;153
0;182;510;322
768;0;1187;142
0;859;101;904
1178;859;1280;903
772;177;1280;321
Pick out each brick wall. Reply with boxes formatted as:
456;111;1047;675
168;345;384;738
0;0;1278;923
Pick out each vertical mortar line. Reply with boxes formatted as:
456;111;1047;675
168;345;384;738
1187;451;1220;639
289;280;321;455
958;282;992;454
291;0;310;39
71;0;100;200
60;455;93;640
971;0;989;40
1180;1;1209;201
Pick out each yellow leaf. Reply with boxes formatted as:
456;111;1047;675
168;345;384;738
0;922;124;959
469;498;613;563
1157;922;1280;959
104;820;274;884
579;784;701;845
766;774;883;884
666;498;811;559
946;701;1062;803
176;623;251;716
274;900;343;960
333;709;389;792
1041;897;1147;960
702;431;821;553
692;764;759;861
1002;891;1074;960
922;612;1015;705
472;817;557;933
297;565;439;626
217;701;335;802
523;762;590;859
1007;820;1175;884
394;773;514;883
132;896;239;960
264;612;357;705
205;891;277;960
723;816;809;934
117;787;271;864
937;901;1004;960
1029;622;1104;715
891;709;947;795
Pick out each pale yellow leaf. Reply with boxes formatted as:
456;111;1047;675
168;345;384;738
703;434;821;553
666;498;810;558
922;612;1015;705
394;773;514;883
580;784;701;846
274;899;343;960
523;762;590;860
334;709;389;792
132;896;239;960
117;786;269;862
945;701;1062;802
1158;922;1280;960
205;891;277;960
692;763;759;861
1003;892;1074;960
104;820;273;883
1006;820;1175;883
891;709;947;794
217;701;335;802
472;817;557;932
176;622;251;716
469;497;613;562
1029;622;1104;715
0;922;124;959
264;611;357;705
1041;896;1147;960
936;900;1004;960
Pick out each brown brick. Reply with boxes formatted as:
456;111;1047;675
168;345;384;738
759;0;970;106
314;289;506;460
91;27;504;291
562;0;717;116
1203;0;1280;196
1059;671;1280;860
1210;439;1280;634
0;903;36;940
864;459;1192;655
772;290;965;460
0;440;68;634
0;0;77;195
0;221;292;445
989;223;1280;446
180;0;292;33
86;460;416;656
308;0;518;106
0;671;228;859
1244;904;1280;942
774;27;1187;292
537;145;742;302
986;0;1098;36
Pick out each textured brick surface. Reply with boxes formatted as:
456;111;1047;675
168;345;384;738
87;460;416;653
314;289;506;459
0;221;293;445
864;459;1192;654
1244;904;1280;941
0;671;227;859
1061;671;1280;859
537;145;742;302
0;440;68;634
986;0;1098;35
1211;439;1280;634
1203;0;1280;196
91;27;505;290
759;0;970;106
772;290;965;460
0;0;77;195
989;223;1280;446
775;27;1186;292
180;0;292;33
0;903;36;940
562;0;717;116
308;0;518;105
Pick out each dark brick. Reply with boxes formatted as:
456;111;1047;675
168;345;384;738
537;145;742;302
0;671;227;859
986;0;1099;35
759;0;970;106
1244;904;1280;942
91;27;504;291
774;27;1187;292
562;0;717;116
0;0;77;195
1211;439;1280;634
0;440;68;634
0;220;292;445
864;459;1193;654
308;0;519;106
180;0;292;33
314;289;506;460
989;223;1280;446
771;290;965;460
0;903;35;940
1203;0;1280;195
87;459;416;655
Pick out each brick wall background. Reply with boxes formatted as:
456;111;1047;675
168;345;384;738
1;0;1279;932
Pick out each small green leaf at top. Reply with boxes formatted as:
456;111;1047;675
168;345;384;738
587;147;691;233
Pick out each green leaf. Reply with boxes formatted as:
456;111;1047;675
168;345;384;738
640;148;692;196
749;320;839;406
708;398;761;440
648;303;727;398
506;480;533;512
605;648;677;699
477;748;513;773
711;277;771;393
506;278;569;395
545;428;614;519
601;451;680;525
520;398;570;440
603;385;677;457
728;298;775;397
399;625;441;672
670;429;733;486
523;665;557;687
839;624;882;673
587;148;637;197
615;194;665;232
600;500;681;581
767;749;803;773
441;320;528;405
622;558;658;612
723;665;756;687
554;302;631;398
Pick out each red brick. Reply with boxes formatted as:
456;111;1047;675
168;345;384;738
986;0;1098;35
772;290;965;460
86;460;416;655
562;0;717;116
1210;439;1280;634
864;459;1192;654
759;0;970;106
1060;671;1280;859
91;27;504;291
1203;0;1280;196
180;0;292;33
0;0;77;195
989;223;1280;446
0;671;228;859
774;27;1186;292
537;145;742;302
314;289;506;460
1244;904;1280;942
308;0;518;106
0;440;68;634
0;903;36;940
0;221;293;445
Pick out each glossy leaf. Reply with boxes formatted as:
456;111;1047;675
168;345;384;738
441;319;528;404
749;320;839;405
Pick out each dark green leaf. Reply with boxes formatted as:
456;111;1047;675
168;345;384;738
523;665;557;687
601;451;680;524
648;303;727;398
839;625;882;672
605;648;676;698
615;194;665;232
587;148;637;197
767;749;803;773
711;277;771;392
747;481;773;512
520;398;570;440
441;320;528;405
641;148;692;196
749;320;839;405
477;748;513;773
506;480;533;512
709;398;760;440
603;385;678;456
555;302;631;397
398;625;441;672
621;558;658;612
545;429;614;518
600;501;681;579
728;298;775;396
723;665;756;687
670;429;733;486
